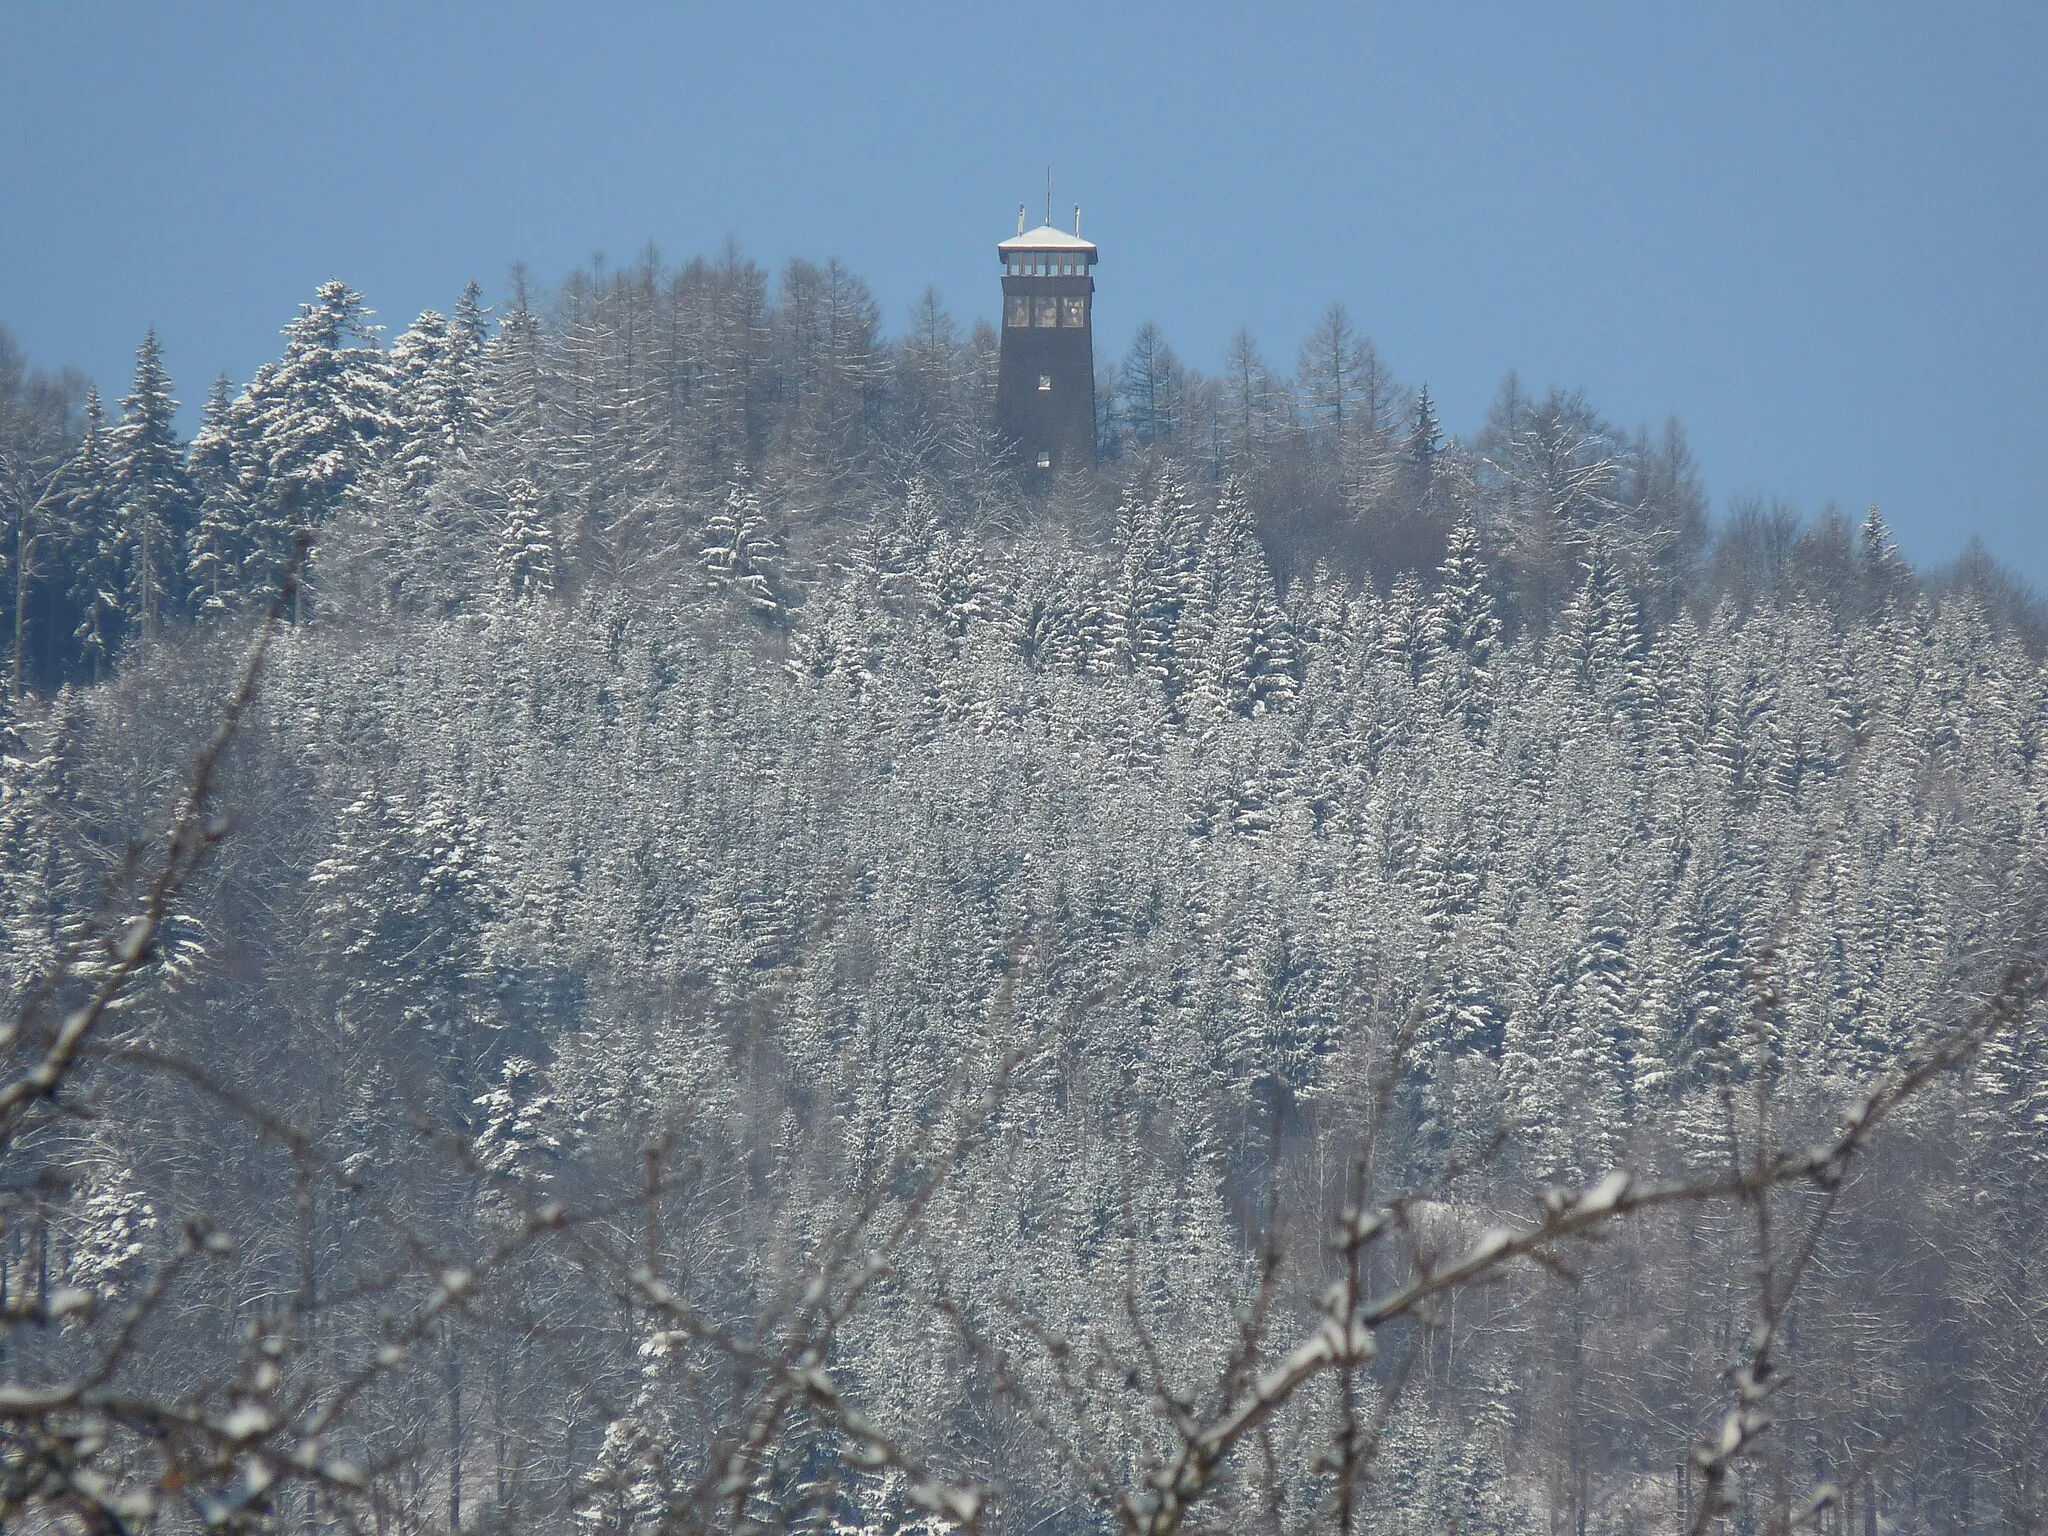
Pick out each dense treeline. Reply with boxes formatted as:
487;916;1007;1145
2;254;2046;1535
5;256;2039;689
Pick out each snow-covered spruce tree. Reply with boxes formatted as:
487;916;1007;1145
387;309;460;506
496;475;557;603
184;374;247;614
236;279;398;598
105;329;194;645
1117;465;1205;700
1427;516;1501;734
63;388;122;676
385;284;489;501
701;469;783;620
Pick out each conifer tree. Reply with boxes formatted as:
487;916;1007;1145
1433;519;1498;662
65;389;122;675
1556;543;1647;728
450;280;490;409
1430;518;1501;730
1858;502;1912;614
185;374;246;613
105;329;194;643
701;470;782;619
1119;467;1204;694
388;308;458;503
1211;556;1297;716
496;477;556;603
1406;383;1443;468
1379;571;1438;684
239;279;398;595
1118;323;1186;447
477;274;547;457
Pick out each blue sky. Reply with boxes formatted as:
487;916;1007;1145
4;2;2045;583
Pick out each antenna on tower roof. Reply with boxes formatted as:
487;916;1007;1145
1045;166;1052;228
1074;204;1082;237
1017;203;1026;235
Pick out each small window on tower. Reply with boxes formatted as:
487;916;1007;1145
1037;450;1053;470
1006;295;1030;328
1061;296;1087;327
1037;374;1052;392
1034;297;1058;327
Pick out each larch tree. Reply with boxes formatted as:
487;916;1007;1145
1118;323;1187;450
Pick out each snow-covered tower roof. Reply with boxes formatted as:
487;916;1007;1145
997;205;1098;264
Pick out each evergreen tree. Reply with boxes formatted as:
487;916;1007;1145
1858;502;1913;614
1379;571;1438;684
496;476;556;603
1119;467;1204;695
450;279;490;407
185;374;247;613
387;307;459;503
1211;557;1297;716
65;389;122;675
1406;383;1443;467
1430;518;1501;730
105;329;194;643
239;279;398;594
701;470;783;619
1556;543;1647;726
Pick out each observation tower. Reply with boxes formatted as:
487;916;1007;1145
995;202;1098;476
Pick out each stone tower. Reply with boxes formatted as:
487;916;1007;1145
995;205;1098;476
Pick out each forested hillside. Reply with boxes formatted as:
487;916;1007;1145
1;254;2044;1536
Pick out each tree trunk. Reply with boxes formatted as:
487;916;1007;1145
448;1342;463;1534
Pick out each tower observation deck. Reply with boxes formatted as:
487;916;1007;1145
995;207;1097;476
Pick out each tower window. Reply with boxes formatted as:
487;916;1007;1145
1033;298;1058;327
1038;374;1052;391
1060;297;1087;327
1037;450;1052;470
1006;295;1030;327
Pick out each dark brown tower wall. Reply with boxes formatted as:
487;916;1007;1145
995;273;1097;474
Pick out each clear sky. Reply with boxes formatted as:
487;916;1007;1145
4;2;2044;583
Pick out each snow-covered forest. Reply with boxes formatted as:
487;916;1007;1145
2;253;2045;1535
